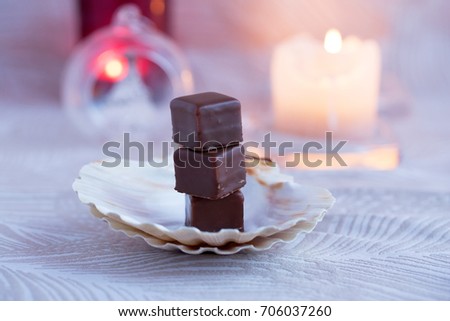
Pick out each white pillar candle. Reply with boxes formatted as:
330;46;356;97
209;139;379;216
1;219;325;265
271;29;381;140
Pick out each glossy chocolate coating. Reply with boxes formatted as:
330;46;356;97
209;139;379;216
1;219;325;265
185;191;244;232
174;145;246;199
170;92;243;150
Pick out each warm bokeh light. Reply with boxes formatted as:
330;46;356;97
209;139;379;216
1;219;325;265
249;145;399;171
150;0;166;16
104;58;125;80
96;51;128;81
324;29;343;54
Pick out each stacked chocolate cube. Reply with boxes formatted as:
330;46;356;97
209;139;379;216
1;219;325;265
170;92;246;232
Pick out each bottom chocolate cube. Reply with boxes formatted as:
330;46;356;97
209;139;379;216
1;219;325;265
185;191;244;232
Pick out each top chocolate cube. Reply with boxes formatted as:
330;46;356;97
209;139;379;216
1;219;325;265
170;92;243;150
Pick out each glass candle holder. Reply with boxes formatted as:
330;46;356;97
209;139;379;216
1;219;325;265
62;4;193;141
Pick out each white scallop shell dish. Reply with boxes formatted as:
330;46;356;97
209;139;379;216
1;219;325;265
73;160;335;254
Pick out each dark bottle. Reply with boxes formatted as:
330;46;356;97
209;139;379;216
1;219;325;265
78;0;169;39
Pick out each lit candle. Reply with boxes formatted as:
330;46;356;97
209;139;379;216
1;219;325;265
96;51;129;82
271;29;381;140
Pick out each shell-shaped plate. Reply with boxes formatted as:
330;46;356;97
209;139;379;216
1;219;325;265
73;160;335;254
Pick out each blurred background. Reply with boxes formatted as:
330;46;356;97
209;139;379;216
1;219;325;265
1;0;450;104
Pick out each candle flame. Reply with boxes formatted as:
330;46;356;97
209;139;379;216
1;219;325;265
96;51;129;81
105;58;125;80
324;29;342;54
